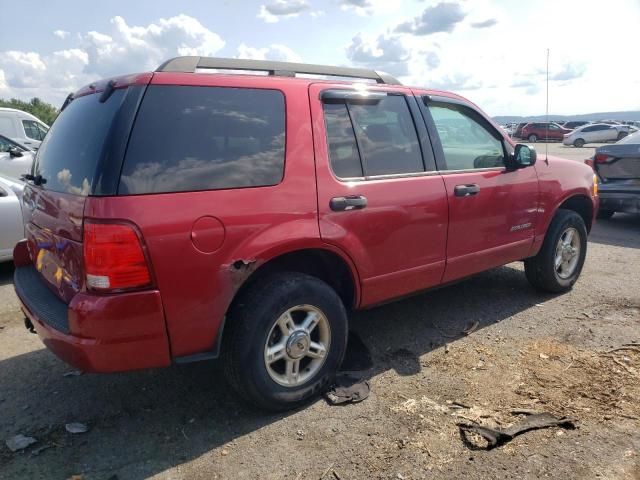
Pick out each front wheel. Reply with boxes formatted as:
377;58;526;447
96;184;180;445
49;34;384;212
525;209;588;293
222;272;348;411
528;134;538;142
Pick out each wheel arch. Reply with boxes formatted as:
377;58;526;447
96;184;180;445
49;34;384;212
557;194;594;233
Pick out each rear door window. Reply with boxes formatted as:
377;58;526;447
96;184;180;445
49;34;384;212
323;94;425;178
119;86;285;194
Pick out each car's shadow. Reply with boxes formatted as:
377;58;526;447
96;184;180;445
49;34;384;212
589;213;640;249
0;264;550;479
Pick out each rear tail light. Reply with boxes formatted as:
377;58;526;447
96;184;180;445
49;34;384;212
585;158;594;169
594;154;613;164
83;222;152;291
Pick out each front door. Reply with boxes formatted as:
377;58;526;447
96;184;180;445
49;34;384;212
309;83;449;307
419;95;539;282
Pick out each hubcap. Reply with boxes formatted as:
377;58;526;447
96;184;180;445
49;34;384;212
555;227;581;279
264;305;331;387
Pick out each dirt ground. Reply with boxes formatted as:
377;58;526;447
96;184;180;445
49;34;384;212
1;143;639;479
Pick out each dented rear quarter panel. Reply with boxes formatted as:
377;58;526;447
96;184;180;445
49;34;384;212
86;76;327;358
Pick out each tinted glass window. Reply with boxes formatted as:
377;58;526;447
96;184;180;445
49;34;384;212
120;86;285;194
323;103;363;178
0;136;16;152
35;89;126;195
428;103;505;170
348;96;423;176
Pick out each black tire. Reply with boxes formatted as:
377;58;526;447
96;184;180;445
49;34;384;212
524;209;588;293
222;272;348;411
528;134;538;142
596;209;615;220
573;138;585;148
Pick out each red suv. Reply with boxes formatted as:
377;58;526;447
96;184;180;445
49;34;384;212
13;57;598;410
520;122;571;142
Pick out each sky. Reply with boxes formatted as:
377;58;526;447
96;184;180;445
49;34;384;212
1;0;639;117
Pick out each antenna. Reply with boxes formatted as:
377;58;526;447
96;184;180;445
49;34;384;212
545;48;549;163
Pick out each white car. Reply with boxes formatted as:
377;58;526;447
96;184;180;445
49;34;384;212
563;123;638;147
0;175;25;262
0;135;34;180
0;107;49;150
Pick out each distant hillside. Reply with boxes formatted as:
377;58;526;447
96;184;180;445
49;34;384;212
494;111;640;124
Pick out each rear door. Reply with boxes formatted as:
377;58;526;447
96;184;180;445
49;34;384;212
417;94;539;282
310;83;448;307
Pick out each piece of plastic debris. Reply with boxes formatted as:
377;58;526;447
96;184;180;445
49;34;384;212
463;321;480;335
324;374;370;405
458;412;576;449
63;370;83;377
6;434;37;452
539;353;549;359
296;429;305;440
65;422;89;434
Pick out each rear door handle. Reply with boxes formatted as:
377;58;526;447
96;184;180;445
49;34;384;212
454;184;480;197
330;195;368;211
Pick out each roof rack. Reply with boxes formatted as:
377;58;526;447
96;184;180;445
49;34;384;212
156;56;401;85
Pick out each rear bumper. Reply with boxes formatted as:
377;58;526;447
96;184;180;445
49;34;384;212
599;190;640;214
14;265;171;373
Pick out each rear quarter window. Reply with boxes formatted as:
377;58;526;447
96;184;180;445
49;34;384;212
119;86;286;194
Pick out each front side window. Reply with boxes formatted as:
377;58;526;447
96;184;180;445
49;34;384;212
323;94;424;178
427;103;505;170
0;136;16;152
120;86;285;194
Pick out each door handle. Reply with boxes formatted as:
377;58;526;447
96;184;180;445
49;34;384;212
454;184;480;197
330;195;368;211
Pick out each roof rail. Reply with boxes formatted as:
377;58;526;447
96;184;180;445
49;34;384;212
156;56;401;85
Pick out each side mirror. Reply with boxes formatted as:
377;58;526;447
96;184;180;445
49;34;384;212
508;144;537;170
8;147;23;158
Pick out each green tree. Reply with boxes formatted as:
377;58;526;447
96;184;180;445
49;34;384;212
0;97;59;125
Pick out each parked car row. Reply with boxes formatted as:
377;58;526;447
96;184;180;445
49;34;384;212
504;119;638;147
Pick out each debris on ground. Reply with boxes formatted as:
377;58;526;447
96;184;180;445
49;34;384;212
324;374;370;405
63;370;83;377
458;412;576;449
463;321;480;335
65;422;89;434
6;434;37;452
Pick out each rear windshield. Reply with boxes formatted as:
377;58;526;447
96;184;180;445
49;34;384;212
119;85;285;194
34;89;125;195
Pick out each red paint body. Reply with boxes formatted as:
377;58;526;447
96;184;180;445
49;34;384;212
521;123;571;141
14;71;598;373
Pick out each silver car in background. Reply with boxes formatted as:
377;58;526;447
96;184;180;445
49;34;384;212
563;123;638;147
0;135;35;180
0;175;25;262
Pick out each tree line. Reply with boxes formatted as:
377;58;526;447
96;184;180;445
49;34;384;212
0;97;59;126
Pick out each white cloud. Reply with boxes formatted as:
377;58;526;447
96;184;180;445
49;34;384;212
340;0;395;16
346;33;412;77
395;2;466;35
53;30;70;39
237;43;302;63
258;0;309;23
0;14;224;104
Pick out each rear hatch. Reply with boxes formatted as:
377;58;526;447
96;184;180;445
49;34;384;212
23;75;150;303
594;134;640;191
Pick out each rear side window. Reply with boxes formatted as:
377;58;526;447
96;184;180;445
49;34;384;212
323;95;424;178
119;86;285;194
23;120;48;141
35;89;126;195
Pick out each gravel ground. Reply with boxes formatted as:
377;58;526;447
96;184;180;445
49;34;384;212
1;143;638;479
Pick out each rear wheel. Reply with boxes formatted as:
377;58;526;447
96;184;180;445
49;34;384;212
525;209;587;293
528;134;538;142
222;272;348;411
597;209;615;220
573;138;585;147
